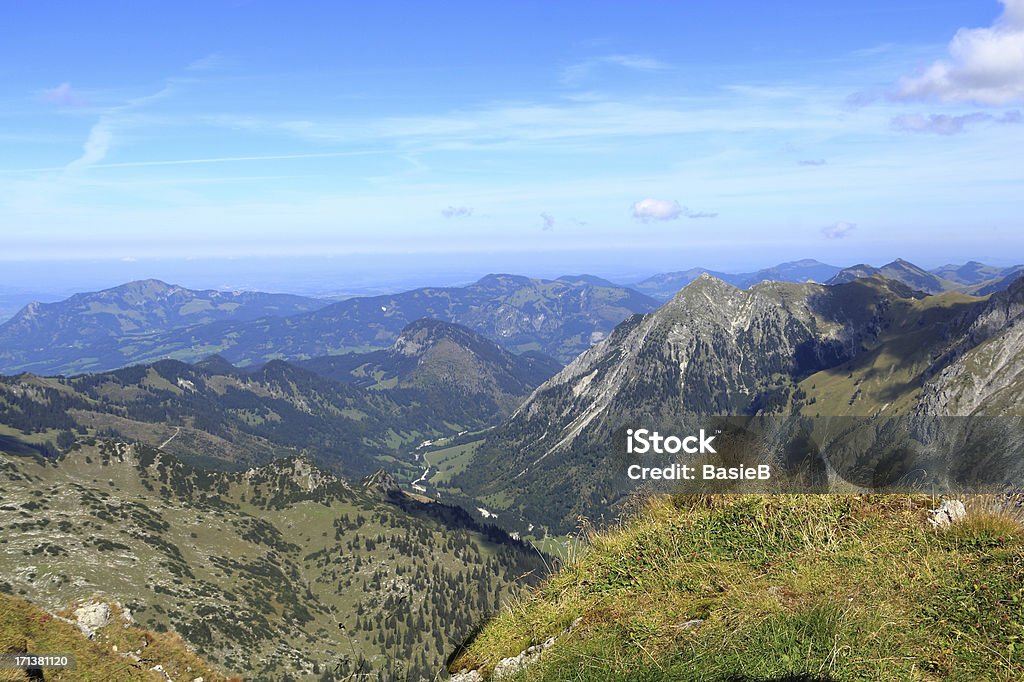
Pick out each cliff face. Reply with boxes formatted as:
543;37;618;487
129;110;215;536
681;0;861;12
918;277;1024;416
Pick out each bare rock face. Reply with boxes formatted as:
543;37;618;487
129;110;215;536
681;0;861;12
492;637;556;679
917;278;1024;416
73;601;111;639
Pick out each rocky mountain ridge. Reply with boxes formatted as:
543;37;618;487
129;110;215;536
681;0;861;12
450;273;1024;531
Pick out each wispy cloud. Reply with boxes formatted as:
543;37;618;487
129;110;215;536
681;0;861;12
540;212;555;231
798;159;827;166
441;205;473;218
63;80;176;172
891;110;1021;134
42;82;84;106
187;53;233;72
562;53;669;84
896;0;1024;104
684;209;717;219
207;93;861;157
2;151;381;174
66;123;114;171
822;221;856;239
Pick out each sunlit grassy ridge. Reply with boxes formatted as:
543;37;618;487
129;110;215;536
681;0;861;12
0;594;230;682
453;495;1024;681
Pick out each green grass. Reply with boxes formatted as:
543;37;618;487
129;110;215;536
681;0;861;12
453;494;1024;681
428;439;483;485
0;593;230;682
798;292;980;417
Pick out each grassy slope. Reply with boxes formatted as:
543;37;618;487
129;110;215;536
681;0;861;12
798;292;980;417
0;594;228;682
453;495;1024;681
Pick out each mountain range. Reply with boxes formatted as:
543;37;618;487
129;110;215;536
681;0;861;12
447;272;1024;532
0;275;656;375
4;257;1024;680
630;258;844;300
631;258;1024;301
0;319;559;478
3;260;1021;378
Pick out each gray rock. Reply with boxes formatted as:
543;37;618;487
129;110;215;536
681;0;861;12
149;663;172;681
928;499;967;528
448;670;484;682
73;601;111;639
493;652;535;679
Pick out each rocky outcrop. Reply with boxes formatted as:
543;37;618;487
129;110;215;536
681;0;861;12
928;499;968;528
73;601;111;639
449;618;581;681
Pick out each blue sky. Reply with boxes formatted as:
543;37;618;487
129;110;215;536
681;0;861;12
2;0;1023;284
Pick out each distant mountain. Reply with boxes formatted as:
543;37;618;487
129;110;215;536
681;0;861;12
930;261;1023;286
0;279;328;375
632;259;841;300
827;258;959;294
825;259;1024;296
630;267;732;299
449;273;1024;532
0;274;657;375
971;268;1024;295
0;441;544;680
297;319;561;424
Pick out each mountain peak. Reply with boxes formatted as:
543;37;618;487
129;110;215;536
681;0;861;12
886;258;924;271
363;468;402;496
393;318;476;357
677;272;741;297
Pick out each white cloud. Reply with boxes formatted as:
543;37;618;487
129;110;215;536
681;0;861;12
798;159;827;166
897;0;1024;104
631;198;681;222
540;212;555;231
630;198;716;222
822;221;856;239
66;122;113;171
441;205;472;218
